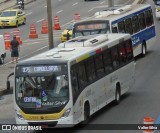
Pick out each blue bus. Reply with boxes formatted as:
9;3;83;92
72;4;156;57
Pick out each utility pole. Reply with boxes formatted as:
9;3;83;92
46;0;54;49
108;0;114;7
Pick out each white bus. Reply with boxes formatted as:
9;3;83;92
14;33;135;128
72;4;156;57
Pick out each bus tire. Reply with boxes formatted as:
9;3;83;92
81;102;90;125
141;42;147;57
115;85;121;105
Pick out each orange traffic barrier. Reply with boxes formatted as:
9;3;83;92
74;13;81;21
41;20;48;34
29;23;38;39
53;16;61;30
143;117;154;133
3;32;11;50
13;28;22;45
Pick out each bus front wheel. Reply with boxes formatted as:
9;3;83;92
81;102;90;125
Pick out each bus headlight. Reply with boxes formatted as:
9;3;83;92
61;108;71;118
15;110;24;120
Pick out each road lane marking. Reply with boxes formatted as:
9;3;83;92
37;19;44;23
72;2;78;6
56;10;63;14
26;12;32;16
88;8;94;12
100;1;106;4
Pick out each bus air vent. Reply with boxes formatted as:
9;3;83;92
53;54;62;58
58;48;75;52
94;11;114;18
114;5;132;14
46;52;59;57
85;34;108;46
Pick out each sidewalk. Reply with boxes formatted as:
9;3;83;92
0;0;35;11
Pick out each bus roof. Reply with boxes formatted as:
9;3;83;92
17;33;131;66
75;4;151;24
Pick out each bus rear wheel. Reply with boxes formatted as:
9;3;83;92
115;85;121;105
141;42;147;57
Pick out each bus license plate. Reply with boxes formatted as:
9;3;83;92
2;22;7;26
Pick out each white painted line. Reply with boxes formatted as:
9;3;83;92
88;8;93;12
26;12;32;16
100;1;105;5
24;38;48;43
56;10;63;14
37;19;44;23
72;2;78;6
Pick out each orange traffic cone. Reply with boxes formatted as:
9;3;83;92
41;20;48;34
3;32;11;50
29;23;38;39
53;16;61;30
143;117;154;133
74;13;81;21
13;28;22;45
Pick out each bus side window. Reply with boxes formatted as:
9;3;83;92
111;46;120;69
145;10;153;27
86;57;96;82
94;53;105;77
125;18;133;35
112;26;118;33
125;39;133;61
77;63;88;89
132;15;140;33
138;13;146;30
118;21;126;33
119;42;127;65
103;49;113;74
71;66;80;102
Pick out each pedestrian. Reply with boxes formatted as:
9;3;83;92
10;35;20;63
66;31;70;41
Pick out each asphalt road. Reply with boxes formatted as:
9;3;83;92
1;0;160;133
0;0;135;64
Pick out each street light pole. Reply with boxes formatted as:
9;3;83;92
46;0;54;49
108;0;114;7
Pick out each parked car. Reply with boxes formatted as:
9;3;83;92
0;9;26;28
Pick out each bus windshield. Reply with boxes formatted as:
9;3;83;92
15;65;69;113
73;21;110;38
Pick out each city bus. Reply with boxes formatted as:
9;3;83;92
72;4;156;57
14;33;135;128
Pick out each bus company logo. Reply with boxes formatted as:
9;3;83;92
2;125;11;130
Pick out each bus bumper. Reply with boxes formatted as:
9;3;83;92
16;115;75;128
